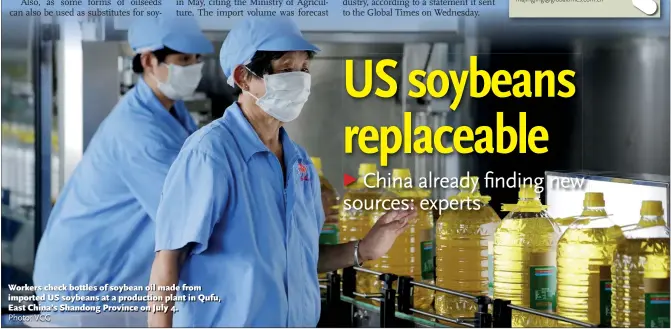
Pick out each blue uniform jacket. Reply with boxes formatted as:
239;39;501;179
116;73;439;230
34;77;197;309
155;102;325;327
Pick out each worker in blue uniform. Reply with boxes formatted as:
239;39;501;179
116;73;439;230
148;17;417;327
33;15;213;309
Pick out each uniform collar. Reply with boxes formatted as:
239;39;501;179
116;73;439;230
135;76;167;113
134;76;196;134
223;102;302;166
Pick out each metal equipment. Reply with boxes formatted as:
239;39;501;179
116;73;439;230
318;266;598;328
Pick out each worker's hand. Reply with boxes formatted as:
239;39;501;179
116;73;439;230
358;208;416;262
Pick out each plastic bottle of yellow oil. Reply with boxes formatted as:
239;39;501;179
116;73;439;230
493;185;561;328
312;157;340;282
556;192;624;326
611;200;669;328
435;176;501;320
553;217;576;234
339;163;380;243
338;163;382;300
367;168;434;311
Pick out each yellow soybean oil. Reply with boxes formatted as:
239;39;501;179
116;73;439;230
338;163;382;300
556;192;624;326
312;157;340;282
435;176;501;320
553;199;614;235
493;185;561;328
369;168;435;312
612;201;670;328
553;217;576;235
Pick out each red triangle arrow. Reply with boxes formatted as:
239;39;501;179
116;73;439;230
343;174;357;187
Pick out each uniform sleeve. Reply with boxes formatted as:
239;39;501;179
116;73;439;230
119;136;180;221
310;165;326;232
154;149;229;255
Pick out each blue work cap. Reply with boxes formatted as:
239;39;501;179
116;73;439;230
220;17;320;86
128;15;213;55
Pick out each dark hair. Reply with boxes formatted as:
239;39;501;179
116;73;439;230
131;47;184;74
231;50;316;96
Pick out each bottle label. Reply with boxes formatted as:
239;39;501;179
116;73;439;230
529;266;557;312
487;241;494;297
597;265;612;327
319;224;339;245
645;293;670;328
599;280;612;326
420;240;434;280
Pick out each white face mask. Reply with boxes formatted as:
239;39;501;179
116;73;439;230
153;62;204;100
244;71;311;123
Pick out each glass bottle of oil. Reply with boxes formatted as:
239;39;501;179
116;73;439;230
338;163;382;301
368;168;435;311
556;192;624;326
611;200;669;328
493;184;561;328
312;157;340;282
435;176;501;320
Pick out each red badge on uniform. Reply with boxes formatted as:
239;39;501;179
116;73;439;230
298;163;310;181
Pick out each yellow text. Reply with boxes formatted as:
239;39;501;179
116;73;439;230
344;111;549;166
345;59;398;98
345;56;576;111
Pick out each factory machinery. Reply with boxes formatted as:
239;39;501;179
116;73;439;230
318;266;577;328
314;171;669;328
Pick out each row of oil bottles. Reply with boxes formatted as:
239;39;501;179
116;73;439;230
312;158;670;328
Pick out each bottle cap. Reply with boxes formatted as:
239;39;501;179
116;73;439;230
518;184;538;199
640;200;664;217
502;185;546;212
460;176;479;192
583;192;605;208
392;168;411;180
311;157;323;175
358;163;377;177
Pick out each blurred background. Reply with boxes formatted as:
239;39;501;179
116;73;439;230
1;12;669;311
